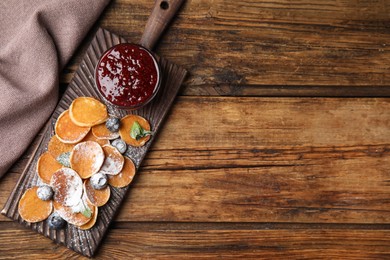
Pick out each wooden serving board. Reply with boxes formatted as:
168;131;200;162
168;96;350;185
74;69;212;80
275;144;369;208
1;27;187;257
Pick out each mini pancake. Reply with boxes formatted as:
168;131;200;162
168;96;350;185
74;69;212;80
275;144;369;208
37;152;63;184
69;97;108;127
55;110;90;144
84;178;110;207
48;135;75;158
100;145;124;175
108;157;136;188
53;200;94;226
78;206;98;230
18;187;53;223
70;141;105;179
92;123;120;140
119;115;151;147
82;131;110;146
50;168;83;207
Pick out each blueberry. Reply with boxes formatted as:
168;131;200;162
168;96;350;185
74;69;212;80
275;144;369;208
106;117;120;132
48;212;66;230
90;173;108;190
111;138;127;154
36;185;54;201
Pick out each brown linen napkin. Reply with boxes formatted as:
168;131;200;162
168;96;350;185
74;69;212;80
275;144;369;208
0;0;110;178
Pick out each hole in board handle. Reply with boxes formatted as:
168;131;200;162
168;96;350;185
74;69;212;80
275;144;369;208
160;1;169;10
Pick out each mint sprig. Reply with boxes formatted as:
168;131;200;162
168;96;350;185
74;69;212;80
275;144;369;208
130;121;153;140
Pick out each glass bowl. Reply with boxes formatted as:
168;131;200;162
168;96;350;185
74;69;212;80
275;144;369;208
94;43;161;110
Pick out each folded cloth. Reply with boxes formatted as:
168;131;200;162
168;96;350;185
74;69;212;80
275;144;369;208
0;0;110;178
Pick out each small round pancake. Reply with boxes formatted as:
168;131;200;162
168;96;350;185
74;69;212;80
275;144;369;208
37;152;63;184
69;97;108;127
82;131;110;146
84;179;110;207
53;200;93;226
48;135;75;158
18;187;53;223
50;168;83;207
92;123;120;140
55;110;90;144
70;141;105;179
100;145;124;175
78;206;98;230
108;157;136;188
119;115;151;147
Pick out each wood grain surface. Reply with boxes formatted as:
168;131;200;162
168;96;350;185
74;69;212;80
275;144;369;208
1;0;390;258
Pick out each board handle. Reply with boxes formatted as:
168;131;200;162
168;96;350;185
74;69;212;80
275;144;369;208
139;0;185;50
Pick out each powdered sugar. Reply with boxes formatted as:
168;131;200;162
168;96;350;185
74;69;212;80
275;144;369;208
99;157;121;174
99;145;124;175
50;168;83;207
70;192;91;216
70;141;105;178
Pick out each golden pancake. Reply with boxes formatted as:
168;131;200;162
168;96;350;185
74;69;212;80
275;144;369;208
82;131;110;146
69;97;108;127
84;178;111;207
70;141;105;179
37;152;63;184
108;157;136;188
53;200;94;226
119;115;151;147
18;187;53;223
78;206;98;230
92;123;120;140
55;110;90;144
100;145;124;175
47;135;75;158
50;168;83;207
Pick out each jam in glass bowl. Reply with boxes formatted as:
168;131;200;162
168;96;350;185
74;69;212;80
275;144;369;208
95;43;161;110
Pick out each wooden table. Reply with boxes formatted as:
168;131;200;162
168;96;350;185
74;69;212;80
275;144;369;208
1;0;389;258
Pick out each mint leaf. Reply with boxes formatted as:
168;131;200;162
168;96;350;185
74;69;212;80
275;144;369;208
80;200;92;218
130;121;153;140
82;207;92;218
56;152;71;167
130;121;142;140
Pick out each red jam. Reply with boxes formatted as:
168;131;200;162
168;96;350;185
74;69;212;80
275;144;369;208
95;43;160;108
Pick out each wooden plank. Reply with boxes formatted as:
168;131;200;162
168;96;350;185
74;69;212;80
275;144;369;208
0;223;389;259
153;97;390;148
180;85;390;97
61;0;390;93
1;97;389;223
115;157;389;223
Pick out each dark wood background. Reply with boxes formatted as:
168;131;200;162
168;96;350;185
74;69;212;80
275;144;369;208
1;0;389;258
